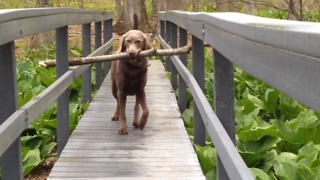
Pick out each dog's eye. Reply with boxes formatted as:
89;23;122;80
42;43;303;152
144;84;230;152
135;40;141;44
126;40;132;43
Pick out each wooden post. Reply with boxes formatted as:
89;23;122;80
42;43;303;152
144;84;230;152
170;23;178;90
103;19;113;75
0;42;23;179
160;20;166;64
178;27;188;112
56;26;70;156
82;23;92;103
165;21;171;71
192;35;205;146
95;22;102;90
214;49;235;180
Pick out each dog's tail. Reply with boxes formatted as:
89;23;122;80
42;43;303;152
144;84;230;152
133;13;139;30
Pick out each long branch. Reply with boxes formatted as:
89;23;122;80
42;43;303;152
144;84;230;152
39;45;191;68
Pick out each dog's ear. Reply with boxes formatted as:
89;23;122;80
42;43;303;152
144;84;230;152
117;34;127;53
143;35;151;50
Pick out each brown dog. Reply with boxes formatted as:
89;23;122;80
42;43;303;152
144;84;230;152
111;30;151;135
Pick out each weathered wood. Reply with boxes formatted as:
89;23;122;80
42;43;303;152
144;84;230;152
39;45;192;67
48;60;204;179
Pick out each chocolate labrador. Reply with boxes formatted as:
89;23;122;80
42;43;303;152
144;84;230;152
111;30;151;135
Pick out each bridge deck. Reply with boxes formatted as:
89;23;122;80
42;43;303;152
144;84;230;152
48;60;205;179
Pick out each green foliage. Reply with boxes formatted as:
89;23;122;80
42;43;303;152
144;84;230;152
15;44;91;176
181;47;320;179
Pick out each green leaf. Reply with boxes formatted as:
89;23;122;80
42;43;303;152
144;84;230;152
247;94;264;109
22;149;41;175
250;168;271;180
40;142;57;158
237;125;279;142
264;89;279;113
182;109;194;128
238;136;281;153
195;145;216;174
274;152;298;179
24;136;43;150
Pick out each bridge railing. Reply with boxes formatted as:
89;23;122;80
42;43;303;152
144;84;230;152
0;8;113;179
159;10;320;180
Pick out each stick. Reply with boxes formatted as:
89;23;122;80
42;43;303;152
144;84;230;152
39;45;191;68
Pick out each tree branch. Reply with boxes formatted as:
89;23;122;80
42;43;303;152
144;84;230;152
39;45;192;68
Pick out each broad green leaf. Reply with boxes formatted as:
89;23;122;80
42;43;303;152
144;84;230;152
236;98;256;115
40;142;57;158
238;136;281;153
286;110;319;130
250;168;271;180
247;94;264;109
24;136;42;150
182;109;194;128
195;145;216;174
22;149;41;175
264;89;279;113
205;168;216;180
297;142;318;164
237;125;279;142
274;152;298;180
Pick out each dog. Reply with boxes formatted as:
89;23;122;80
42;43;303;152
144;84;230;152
111;29;151;135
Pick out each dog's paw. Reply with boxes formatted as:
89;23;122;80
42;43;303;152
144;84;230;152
133;122;139;129
111;115;119;121
118;127;128;135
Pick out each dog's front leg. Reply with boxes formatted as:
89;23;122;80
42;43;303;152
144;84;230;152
137;91;149;130
133;98;140;128
117;91;128;135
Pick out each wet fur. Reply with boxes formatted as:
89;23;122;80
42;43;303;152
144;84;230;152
111;29;151;135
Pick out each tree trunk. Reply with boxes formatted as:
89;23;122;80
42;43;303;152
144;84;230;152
114;0;124;22
152;0;159;35
287;0;303;20
216;0;228;11
192;0;199;11
123;0;148;31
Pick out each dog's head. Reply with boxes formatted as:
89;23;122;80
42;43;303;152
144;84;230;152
118;30;151;67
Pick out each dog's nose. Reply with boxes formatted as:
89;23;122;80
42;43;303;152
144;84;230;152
129;52;135;57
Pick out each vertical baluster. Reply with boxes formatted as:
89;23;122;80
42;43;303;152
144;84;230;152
170;23;178;90
192;35;205;146
178;27;188;113
0;42;22;179
82;23;92;103
95;22;102;90
103;19;113;75
214;49;235;180
165;21;171;71
56;26;70;156
159;20;165;64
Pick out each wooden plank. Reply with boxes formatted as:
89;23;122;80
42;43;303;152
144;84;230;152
48;60;204;179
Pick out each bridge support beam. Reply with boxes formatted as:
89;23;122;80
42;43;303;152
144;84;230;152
214;49;235;180
192;35;206;146
178;27;188;113
103;19;113;76
95;22;103;90
0;42;23;180
82;23;92;103
56;26;70;156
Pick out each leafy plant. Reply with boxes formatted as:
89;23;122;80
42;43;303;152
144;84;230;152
13;44;92;176
180;47;320;180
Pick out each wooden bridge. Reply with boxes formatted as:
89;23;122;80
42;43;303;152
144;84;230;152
1;8;320;180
